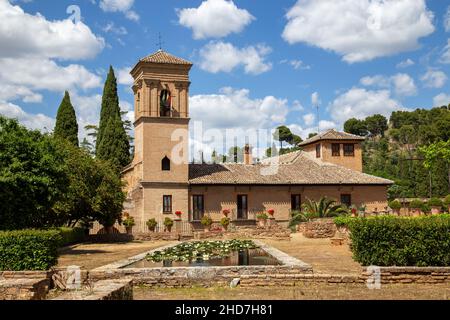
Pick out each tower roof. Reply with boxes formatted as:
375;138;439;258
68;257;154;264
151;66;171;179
139;50;192;65
298;129;365;147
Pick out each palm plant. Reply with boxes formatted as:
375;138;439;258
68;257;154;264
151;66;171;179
302;197;348;218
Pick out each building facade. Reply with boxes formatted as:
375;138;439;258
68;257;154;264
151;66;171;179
122;50;393;232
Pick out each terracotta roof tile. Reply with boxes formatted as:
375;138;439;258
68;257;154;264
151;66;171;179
140;50;192;65
189;150;393;185
298;129;365;146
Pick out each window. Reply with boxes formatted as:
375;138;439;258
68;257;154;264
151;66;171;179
163;195;172;213
291;194;301;211
161;156;170;171
316;144;321;158
332;143;340;156
343;144;355;156
237;195;248;220
340;194;351;208
192;195;204;221
160;89;171;117
136;93;140;112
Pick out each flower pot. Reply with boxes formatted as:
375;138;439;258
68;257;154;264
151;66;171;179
222;225;228;232
411;208;421;217
393;208;400;216
148;226;156;232
165;226;172;233
125;227;133;235
258;219;266;227
204;227;210;233
431;206;441;215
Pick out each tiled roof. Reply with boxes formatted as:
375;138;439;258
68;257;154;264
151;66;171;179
298;129;365;146
140;50;192;65
188;150;393;185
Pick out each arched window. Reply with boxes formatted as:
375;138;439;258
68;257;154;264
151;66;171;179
160;89;171;117
162;156;171;171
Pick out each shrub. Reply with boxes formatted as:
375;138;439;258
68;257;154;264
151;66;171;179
348;215;450;266
123;217;135;228
428;197;443;207
220;217;231;227
444;195;450;206
0;229;62;271
334;216;357;228
200;215;213;226
388;200;402;210
146;218;157;230
56;227;85;247
409;199;423;209
256;213;268;220
163;217;174;228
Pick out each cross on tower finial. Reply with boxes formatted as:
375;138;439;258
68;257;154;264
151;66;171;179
156;32;165;51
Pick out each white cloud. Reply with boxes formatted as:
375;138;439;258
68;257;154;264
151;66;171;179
361;73;417;96
433;93;450;107
445;5;450;32
178;0;254;39
282;0;434;63
328;88;404;125
0;0;104;60
198;41;272;75
303;113;315;126
440;39;450;64
0;101;54;131
117;67;133;85
311;92;320;106
420;69;448;88
281;59;311;70
99;0;139;21
396;58;415;68
102;22;127;35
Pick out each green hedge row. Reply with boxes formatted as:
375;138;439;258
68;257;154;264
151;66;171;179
56;227;86;247
341;215;450;267
0;229;62;271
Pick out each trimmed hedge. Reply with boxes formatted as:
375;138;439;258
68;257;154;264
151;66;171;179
0;229;62;271
56;227;86;247
347;215;450;267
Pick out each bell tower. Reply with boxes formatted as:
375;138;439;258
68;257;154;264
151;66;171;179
123;50;192;230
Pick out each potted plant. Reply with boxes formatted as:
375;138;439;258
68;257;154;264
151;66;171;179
222;209;231;217
428;198;443;215
164;217;174;232
123;216;135;234
201;215;213;232
357;204;366;217
220;217;231;231
267;209;275;218
349;205;358;217
445;195;450;213
146;218;157;232
388;200;402;215
256;213;268;227
409;199;423;217
175;210;183;220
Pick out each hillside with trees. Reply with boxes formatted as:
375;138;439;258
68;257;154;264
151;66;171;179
344;105;450;199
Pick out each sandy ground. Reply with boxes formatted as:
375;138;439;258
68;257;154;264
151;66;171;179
133;283;450;300
57;241;174;270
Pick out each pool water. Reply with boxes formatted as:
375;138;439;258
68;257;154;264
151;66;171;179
123;248;281;268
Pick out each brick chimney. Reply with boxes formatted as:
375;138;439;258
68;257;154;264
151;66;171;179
244;144;253;165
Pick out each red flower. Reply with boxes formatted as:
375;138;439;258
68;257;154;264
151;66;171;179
267;209;275;215
175;211;182;216
222;209;230;216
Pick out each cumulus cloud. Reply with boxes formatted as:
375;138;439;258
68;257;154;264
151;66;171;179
396;58;415;68
302;113;315;126
102;22;127;35
328;88;404;125
99;0;139;21
0;101;54;131
420;69;448;88
0;0;104;60
282;0;434;63
178;0;254;39
360;73;417;96
311;92;320;106
433;93;450;107
198;41;272;75
117;67;133;85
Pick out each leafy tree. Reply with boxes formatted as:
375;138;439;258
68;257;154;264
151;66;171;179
273;125;293;149
228;146;243;163
54;91;79;146
344;118;367;136
365;114;387;137
0;116;68;230
96;66;130;169
419;140;450;193
308;133;318;139
290;134;303;146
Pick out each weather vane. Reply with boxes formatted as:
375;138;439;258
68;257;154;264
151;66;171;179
156;33;165;51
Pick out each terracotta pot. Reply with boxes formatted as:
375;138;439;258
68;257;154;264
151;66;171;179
393;208;400;216
204;227;210;233
258;219;266;227
148;226;156;232
431;206;441;215
165;226;172;233
222;225;228;231
411;208;421;217
125;227;133;235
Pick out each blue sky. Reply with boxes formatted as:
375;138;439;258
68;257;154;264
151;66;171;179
0;0;450;156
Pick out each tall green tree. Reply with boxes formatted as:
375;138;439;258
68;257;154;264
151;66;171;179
365;114;387;137
54;91;79;146
344;118;367;136
419;140;450;194
96;66;130;169
274;125;293;149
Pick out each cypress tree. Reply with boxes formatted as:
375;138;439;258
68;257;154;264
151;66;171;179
54;91;79;146
96;66;130;169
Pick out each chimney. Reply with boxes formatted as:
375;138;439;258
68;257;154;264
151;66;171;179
244;144;253;165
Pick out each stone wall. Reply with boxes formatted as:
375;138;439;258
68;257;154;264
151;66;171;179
52;279;133;300
360;267;450;284
303;219;337;238
0;278;50;300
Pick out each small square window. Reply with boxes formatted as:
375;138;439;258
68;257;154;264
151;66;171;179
332;143;340;156
343;144;355;156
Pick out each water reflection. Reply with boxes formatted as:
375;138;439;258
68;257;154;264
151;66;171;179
124;248;280;268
